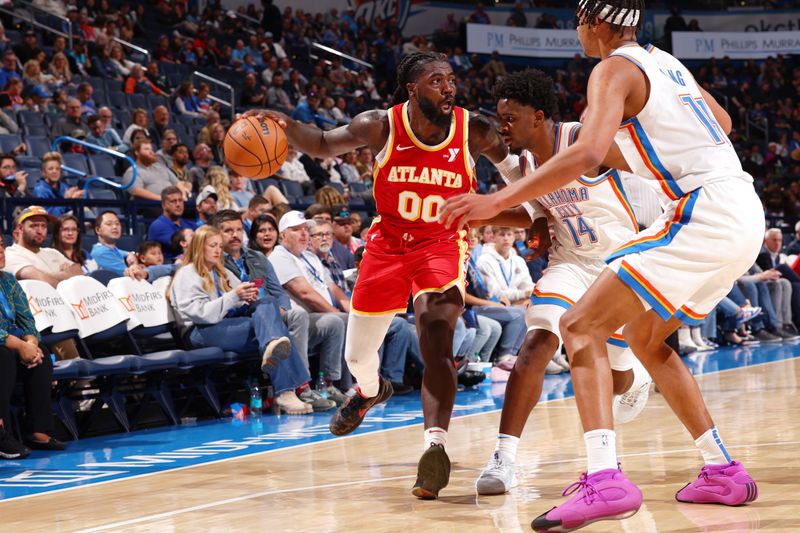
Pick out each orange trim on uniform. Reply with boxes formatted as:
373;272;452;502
619;122;680;201
677;305;706;320
619;260;676;316
350;306;409;316
607;175;640;232
401;101;457;151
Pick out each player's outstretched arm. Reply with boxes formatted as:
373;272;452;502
440;60;631;229
245;109;389;158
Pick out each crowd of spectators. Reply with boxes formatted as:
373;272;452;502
2;0;800;453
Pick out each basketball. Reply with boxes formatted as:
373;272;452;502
223;116;288;179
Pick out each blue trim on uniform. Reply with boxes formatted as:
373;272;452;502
531;295;572;310
608;170;637;225
606;336;629;349
553;122;563;157
674;309;706;326
576;168;614;186
628;118;684;199
615;265;674;321
568;123;581;145
604;188;700;264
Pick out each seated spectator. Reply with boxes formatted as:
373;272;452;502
75;82;97;117
147;187;196;256
316;185;346;207
137;240;164;268
130;240;176;282
50;98;85;138
308;220;346;292
168;225;315;414
91;211;137;276
248;213;279;257
155;130;178;167
332;208;363;269
109;43;136;77
171;228;193;263
0;51;20;90
204;167;237;210
3;206;83;286
269;211;349;402
32;152;84;216
196;112;220;146
174;81;204;117
267;71;293;111
145;62;171;95
787;222;800;255
241;72;266;108
187;144;215;186
122;108;149;145
276;145;314;194
149;106;173;147
124;64;167;96
0;153;29;198
338;150;359;183
208;124;226;166
291;90;322;127
124;139;183;201
476;226;534;306
194;185;219;227
243;196;272;236
86;114;126;152
230;173;254;209
168;143;192;188
47;52;72;87
0;238;66;458
306;203;333;225
52;213;96;273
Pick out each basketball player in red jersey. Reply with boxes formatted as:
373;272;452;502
252;52;518;499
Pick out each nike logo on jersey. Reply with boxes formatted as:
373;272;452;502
445;148;460;162
396;145;414;151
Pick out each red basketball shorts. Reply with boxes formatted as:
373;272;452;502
351;236;469;315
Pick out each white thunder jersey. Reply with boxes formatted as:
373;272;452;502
610;43;753;203
519;121;639;263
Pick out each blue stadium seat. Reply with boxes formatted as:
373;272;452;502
19;110;45;126
108;91;128;110
16;155;40;170
0;133;23;153
148;94;169;109
26;136;51;158
24;169;41;190
348;181;366;193
62;153;90;177
328;181;345;195
348;196;365;208
86;76;105;92
128;93;147;109
105;78;122;93
118;234;140;252
90;153;118;179
89;269;118;286
279;180;304;200
24;123;49;137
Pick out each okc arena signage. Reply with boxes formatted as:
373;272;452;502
672;30;800;59
467;24;582;58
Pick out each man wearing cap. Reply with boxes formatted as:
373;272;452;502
263;32;286;60
3;206;83;287
13;30;42;65
291;90;322;127
269;211;349;403
194;185;219;227
50;98;85;139
147;186;196;259
331;207;363;270
124;139;184;201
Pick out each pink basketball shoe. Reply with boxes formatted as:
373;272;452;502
531;467;642;532
675;461;758;506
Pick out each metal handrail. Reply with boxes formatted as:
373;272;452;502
50;136;138;195
112;37;151;64
0;3;72;47
192;71;235;120
311;42;373;70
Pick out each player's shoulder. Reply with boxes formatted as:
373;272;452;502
352;108;390;127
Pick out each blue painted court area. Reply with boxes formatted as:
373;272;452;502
0;342;797;501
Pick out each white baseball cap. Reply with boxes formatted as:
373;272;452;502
278;210;313;233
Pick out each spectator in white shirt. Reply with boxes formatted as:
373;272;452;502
276;145;315;195
476;226;534;306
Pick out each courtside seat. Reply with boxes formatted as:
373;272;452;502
222;350;260;365
53;358;94;380
131;350;184;373
178;347;225;370
84;354;136;377
51;358;96;440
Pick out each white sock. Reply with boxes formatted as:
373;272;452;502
584;429;617;474
344;313;395;397
494;433;519;463
424;427;447;451
695;427;732;465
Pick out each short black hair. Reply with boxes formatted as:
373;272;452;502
170;143;188;156
577;0;644;34
94;210;119;229
170;228;190;255
494;68;558;118
393;51;449;103
137;240;161;256
211;209;242;228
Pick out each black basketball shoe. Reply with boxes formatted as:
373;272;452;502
329;377;393;436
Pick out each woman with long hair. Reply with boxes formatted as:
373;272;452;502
52;214;96;273
109;44;136;77
203;166;236;210
248;214;279;257
174;81;204;118
169;226;313;414
47;52;72;87
208;123;226;166
122;108;149;144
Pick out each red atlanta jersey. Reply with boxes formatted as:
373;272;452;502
370;101;476;246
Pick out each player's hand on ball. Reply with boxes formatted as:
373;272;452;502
242;109;290;129
440;193;501;230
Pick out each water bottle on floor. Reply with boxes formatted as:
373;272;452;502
250;381;263;418
315;371;329;399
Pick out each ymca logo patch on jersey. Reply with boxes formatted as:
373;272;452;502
446;148;460;163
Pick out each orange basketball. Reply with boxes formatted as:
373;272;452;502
223;116;288;179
